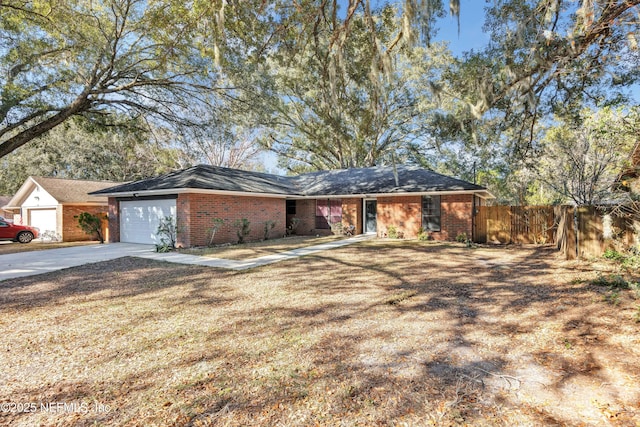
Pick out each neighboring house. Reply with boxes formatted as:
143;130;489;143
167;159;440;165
0;196;12;219
91;165;493;247
2;177;121;241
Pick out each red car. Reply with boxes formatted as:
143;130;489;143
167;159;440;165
0;218;39;243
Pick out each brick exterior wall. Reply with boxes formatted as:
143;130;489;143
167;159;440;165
341;198;363;234
108;197;120;243
107;192;476;245
375;194;474;241
431;194;474;241
176;193;287;247
377;196;422;238
61;205;109;242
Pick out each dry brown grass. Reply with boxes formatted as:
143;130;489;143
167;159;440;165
179;235;343;260
0;240;99;255
1;241;639;426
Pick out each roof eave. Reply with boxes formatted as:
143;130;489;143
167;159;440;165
291;189;495;199
98;187;494;199
97;188;294;199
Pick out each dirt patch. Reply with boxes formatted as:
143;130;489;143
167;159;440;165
0;242;638;426
178;235;344;260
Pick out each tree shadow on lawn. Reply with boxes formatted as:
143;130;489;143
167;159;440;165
242;242;640;425
0;257;238;312
1;243;639;425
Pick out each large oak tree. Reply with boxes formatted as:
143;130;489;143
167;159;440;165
0;0;221;158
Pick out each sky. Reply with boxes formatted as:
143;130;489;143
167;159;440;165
432;0;639;102
432;0;491;57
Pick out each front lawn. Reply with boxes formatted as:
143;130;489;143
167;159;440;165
1;242;638;426
179;235;344;260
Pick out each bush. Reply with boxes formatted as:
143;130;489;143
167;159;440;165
602;248;640;269
234;218;251;243
456;232;468;243
75;212;107;243
417;227;430;241
603;248;625;262
155;216;178;251
386;225;398;239
263;220;276;240
590;273;630;289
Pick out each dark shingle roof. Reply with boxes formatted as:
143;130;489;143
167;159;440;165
90;165;297;195
91;164;491;197
293;165;486;196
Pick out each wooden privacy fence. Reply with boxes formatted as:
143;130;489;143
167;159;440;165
474;205;556;245
475;205;639;259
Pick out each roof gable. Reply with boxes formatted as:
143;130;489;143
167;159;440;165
5;177;122;208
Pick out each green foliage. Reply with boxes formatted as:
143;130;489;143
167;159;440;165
590;274;630;289
0;0;220;157
155;216;178;251
234;218;251;244
456;232;468;243
263;220;276;240
417;227;431;241
74;212;108;244
603;249;625;262
0;115;179;195
243;5;452;171
602;248;640;270
386;225;399;239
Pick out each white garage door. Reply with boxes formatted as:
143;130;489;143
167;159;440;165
29;209;57;236
120;199;177;244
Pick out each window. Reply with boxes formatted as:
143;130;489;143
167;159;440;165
286;200;297;215
315;199;342;229
422;195;441;231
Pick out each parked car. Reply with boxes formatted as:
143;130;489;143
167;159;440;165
0;219;39;243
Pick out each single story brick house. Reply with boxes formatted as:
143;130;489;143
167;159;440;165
91;165;493;246
3;176;119;241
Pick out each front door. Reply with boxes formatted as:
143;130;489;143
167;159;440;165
365;200;377;233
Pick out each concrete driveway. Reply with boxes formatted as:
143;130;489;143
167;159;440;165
0;243;154;281
1;235;374;281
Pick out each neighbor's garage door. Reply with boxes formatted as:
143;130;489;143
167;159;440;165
29;208;57;236
119;199;177;244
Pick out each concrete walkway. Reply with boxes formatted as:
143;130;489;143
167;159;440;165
0;235;373;281
137;234;373;270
